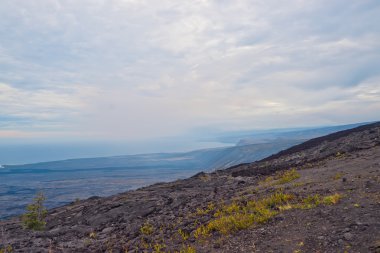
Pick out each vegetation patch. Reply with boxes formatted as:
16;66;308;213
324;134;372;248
333;172;343;180
199;174;211;182
299;194;321;209
153;243;166;253
140;222;154;235
178;245;196;253
259;176;274;185
194;192;342;238
259;169;301;186
22;192;47;231
194;203;215;216
292;182;305;188
89;232;97;239
0;245;13;253
178;228;190;241
322;193;342;205
276;169;301;184
194;192;293;237
134;184;342;252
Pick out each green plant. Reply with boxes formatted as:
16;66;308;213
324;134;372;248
299;194;321;209
178;228;190;241
259;169;300;186
89;232;97;239
199;174;210;182
83;238;91;246
140;222;154;235
194;225;208;239
153;243;166;253
139;237;150;249
22;192;47;230
322;193;341;205
259;176;274;185
179;245;196;253
193;192;342;238
292;182;305;188
333;172;343;180
276;169;301;185
195;192;294;237
0;245;13;253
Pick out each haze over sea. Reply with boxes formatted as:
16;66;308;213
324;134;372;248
0;139;229;219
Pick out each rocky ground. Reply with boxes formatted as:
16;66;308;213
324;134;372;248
1;122;379;253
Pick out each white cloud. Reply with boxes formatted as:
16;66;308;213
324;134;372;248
0;0;379;140
0;83;97;134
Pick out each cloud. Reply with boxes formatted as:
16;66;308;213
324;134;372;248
0;0;379;140
0;82;97;137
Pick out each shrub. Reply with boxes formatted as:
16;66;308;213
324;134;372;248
333;172;343;180
300;194;321;209
195;192;294;237
0;245;13;253
322;193;342;205
140;222;154;235
89;232;97;239
259;169;301;186
195;203;215;216
179;245;196;253
193;192;342;238
178;228;190;241
22;192;47;231
276;169;301;185
153;243;166;253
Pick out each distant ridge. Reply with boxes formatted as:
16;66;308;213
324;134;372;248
261;121;380;162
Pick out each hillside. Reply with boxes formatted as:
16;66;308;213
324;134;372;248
0;140;300;220
1;124;364;219
0;122;379;252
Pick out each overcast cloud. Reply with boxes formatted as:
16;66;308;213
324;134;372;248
0;0;379;141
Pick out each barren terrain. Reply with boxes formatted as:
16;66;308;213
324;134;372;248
1;123;379;252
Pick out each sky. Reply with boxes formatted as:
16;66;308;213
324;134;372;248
1;0;380;146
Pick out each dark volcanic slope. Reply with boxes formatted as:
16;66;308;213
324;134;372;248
228;121;380;177
262;121;380;161
1;122;379;253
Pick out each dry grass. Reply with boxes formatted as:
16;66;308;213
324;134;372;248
89;232;97;239
259;169;301;186
194;192;293;237
276;169;301;185
194;203;215;216
0;245;13;253
333;172;343;180
153;243;166;253
178;228;190;241
140;222;154;235
322;193;342;205
178;245;196;253
193;192;342;238
135;186;342;252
